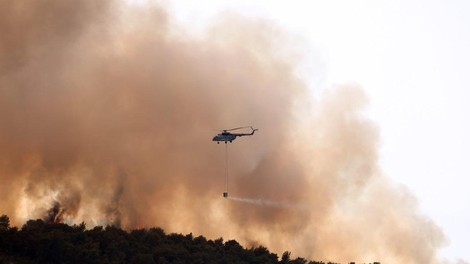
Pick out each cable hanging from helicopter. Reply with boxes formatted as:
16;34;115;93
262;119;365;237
212;126;258;198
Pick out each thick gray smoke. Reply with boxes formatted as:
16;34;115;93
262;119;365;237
0;1;446;263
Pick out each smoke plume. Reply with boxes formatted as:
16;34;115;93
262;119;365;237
0;1;446;263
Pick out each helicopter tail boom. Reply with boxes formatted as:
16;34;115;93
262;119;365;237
234;127;258;137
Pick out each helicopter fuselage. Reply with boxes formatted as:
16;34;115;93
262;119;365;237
212;133;238;143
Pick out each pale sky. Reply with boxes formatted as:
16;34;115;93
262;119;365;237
146;0;470;262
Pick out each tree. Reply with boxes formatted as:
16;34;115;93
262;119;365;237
281;251;291;263
0;215;10;231
130;253;155;264
0;215;351;264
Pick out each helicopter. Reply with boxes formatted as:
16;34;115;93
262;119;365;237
212;126;258;144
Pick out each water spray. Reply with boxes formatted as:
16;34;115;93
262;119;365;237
227;196;309;210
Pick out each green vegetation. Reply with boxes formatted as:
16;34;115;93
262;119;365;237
0;214;376;264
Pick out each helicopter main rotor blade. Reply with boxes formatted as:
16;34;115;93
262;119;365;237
226;126;251;131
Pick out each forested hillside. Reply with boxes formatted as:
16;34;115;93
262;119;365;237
0;215;377;264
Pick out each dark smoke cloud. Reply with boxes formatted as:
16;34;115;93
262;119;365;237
0;1;446;263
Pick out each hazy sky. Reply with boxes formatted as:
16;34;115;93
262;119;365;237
161;0;470;262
